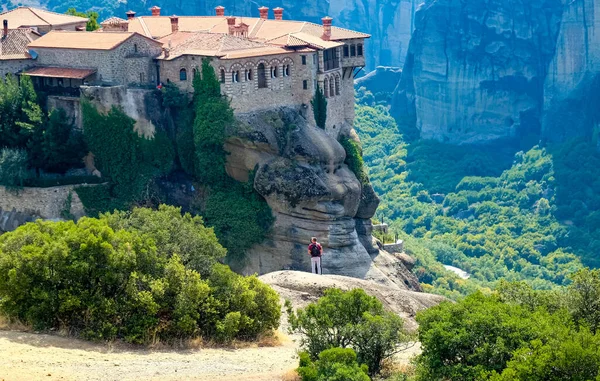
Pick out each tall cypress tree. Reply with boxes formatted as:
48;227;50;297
311;84;327;129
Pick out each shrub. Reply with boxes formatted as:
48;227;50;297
102;205;226;276
0;148;31;186
287;288;411;376
0;208;280;344
340;136;368;185
297;348;371;381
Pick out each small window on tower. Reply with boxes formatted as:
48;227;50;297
301;55;306;65
303;80;308;90
134;44;138;53
220;69;225;83
180;68;187;81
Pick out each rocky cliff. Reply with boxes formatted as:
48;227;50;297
223;107;418;290
3;0;417;70
391;0;563;144
543;0;600;141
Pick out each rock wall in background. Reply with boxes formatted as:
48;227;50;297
543;0;600;141
391;0;564;144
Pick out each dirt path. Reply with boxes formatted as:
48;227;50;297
0;330;298;381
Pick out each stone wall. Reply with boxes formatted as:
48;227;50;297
0;59;33;77
33;35;162;86
0;185;87;231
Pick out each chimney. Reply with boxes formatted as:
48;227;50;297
150;6;161;16
258;6;269;20
2;20;7;39
215;6;225;16
273;7;283;20
126;10;136;20
321;16;332;40
226;16;236;35
170;15;179;32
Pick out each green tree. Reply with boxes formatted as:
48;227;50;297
193;59;233;185
0;75;43;148
0;148;30;186
312;84;327;129
102;205;226;276
28;108;87;173
287;288;412;376
494;328;600;381
0;209;280;344
567;268;600;334
66;8;100;31
415;291;565;380
297;348;371;381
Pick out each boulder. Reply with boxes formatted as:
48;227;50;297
260;270;446;331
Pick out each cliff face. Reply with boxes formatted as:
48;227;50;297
543;0;600;141
392;0;563;144
224;107;419;290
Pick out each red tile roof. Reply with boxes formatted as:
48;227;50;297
21;66;97;79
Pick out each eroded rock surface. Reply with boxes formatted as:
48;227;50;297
260;270;445;331
392;0;563;144
224;107;420;287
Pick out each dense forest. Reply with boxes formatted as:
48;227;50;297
355;87;600;298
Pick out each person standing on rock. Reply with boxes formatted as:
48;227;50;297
308;237;323;275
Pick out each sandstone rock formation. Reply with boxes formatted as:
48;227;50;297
224;107;411;285
391;0;563;144
260;270;446;330
543;0;600;141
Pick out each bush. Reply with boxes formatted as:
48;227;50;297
103;204;226;277
340;136;368;185
297;348;371;381
287;288;411;376
0;148;31;186
0;208;280;344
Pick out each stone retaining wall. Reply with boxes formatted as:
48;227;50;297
0;185;88;232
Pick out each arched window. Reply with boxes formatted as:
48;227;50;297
245;69;253;81
257;63;267;88
329;77;335;98
232;71;240;83
335;75;340;95
220;69;225;83
192;67;198;78
180;68;187;81
323;78;329;98
270;66;278;78
357;44;363;56
283;64;290;77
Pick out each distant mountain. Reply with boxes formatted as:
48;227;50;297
0;0;418;70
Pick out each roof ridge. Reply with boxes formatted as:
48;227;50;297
25;7;50;25
138;17;151;37
29;6;88;24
